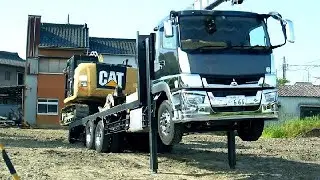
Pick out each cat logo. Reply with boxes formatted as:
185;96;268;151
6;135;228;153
98;71;124;88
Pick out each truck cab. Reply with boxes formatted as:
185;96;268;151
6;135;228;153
151;9;294;144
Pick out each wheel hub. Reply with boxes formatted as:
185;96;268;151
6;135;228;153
160;110;171;136
95;126;102;147
86;126;92;143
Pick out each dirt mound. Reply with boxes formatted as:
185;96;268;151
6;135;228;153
298;128;320;137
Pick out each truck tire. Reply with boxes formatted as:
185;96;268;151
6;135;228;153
157;100;183;146
237;120;264;141
95;120;111;153
85;120;96;149
157;136;173;153
95;119;124;153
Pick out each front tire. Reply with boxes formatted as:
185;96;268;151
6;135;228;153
237;120;264;141
157;100;183;146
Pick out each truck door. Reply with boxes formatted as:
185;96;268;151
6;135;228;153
154;26;180;79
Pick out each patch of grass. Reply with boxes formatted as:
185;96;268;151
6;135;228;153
262;116;320;138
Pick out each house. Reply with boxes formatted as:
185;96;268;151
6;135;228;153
24;15;136;128
89;37;136;67
0;51;25;86
0;51;25;118
24;15;90;128
278;82;320;121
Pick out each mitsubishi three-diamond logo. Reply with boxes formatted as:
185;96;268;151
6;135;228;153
230;78;238;86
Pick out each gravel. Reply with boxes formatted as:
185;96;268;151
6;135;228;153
0;128;319;180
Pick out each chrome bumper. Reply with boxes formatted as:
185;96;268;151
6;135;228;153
171;89;279;123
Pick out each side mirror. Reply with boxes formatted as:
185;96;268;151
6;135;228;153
284;19;295;43
164;20;173;37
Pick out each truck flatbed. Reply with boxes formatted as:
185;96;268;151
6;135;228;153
69;100;140;129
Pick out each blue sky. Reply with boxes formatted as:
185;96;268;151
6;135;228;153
0;0;319;83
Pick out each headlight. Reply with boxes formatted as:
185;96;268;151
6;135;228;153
264;91;277;102
182;92;205;106
79;75;88;87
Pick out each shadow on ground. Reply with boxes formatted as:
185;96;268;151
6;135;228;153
1;129;319;179
0;130;80;149
157;143;320;180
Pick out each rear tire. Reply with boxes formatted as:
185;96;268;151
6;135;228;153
237;120;264;141
157;100;183;146
85;121;96;149
95;120;111;153
94;119;124;153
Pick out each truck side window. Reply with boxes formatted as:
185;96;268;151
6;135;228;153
160;27;176;49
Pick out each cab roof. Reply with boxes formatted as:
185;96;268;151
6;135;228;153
155;9;263;29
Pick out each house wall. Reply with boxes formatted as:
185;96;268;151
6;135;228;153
0;65;24;86
39;49;86;58
24;47;86;127
24;74;38;125
101;54;136;67
37;74;65;127
278;96;320;121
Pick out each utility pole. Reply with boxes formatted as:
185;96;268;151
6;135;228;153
282;56;287;80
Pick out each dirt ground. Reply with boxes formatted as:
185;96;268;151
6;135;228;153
0;128;319;180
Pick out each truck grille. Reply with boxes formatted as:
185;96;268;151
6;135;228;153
203;74;263;85
210;89;258;97
212;105;260;113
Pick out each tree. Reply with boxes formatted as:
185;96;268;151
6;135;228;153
277;78;290;86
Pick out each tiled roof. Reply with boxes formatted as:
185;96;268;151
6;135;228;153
89;37;136;55
278;83;320;97
39;23;89;48
0;51;25;68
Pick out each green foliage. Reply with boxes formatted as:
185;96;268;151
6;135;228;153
277;78;290;86
262;116;320;138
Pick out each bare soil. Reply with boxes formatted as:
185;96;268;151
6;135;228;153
0;128;319;180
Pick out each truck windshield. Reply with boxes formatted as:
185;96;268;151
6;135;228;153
178;15;270;51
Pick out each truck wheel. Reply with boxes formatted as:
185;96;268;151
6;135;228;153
85;120;96;149
237;120;264;141
158;100;183;146
95;120;111;153
157;136;173;153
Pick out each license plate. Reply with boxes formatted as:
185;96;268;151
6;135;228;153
227;96;246;106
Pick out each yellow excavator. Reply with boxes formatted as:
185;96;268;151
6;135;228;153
60;53;137;126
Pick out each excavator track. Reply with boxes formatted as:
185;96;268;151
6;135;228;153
60;104;90;126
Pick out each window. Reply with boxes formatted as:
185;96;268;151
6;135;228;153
161;27;177;49
300;106;320;119
5;71;10;81
17;72;24;85
37;98;59;115
39;59;67;73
